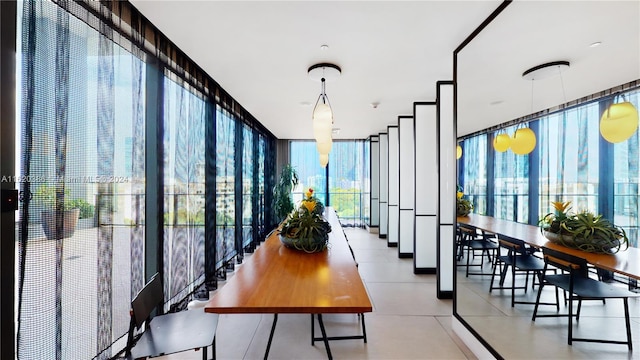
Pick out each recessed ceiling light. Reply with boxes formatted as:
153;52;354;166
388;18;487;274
589;41;602;48
299;101;311;107
332;128;340;135
490;100;503;106
370;102;380;109
320;44;329;50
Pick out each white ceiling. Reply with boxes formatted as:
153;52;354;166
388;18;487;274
457;0;640;136
129;0;640;140
129;0;501;139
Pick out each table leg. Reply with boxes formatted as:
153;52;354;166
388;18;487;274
317;314;333;360
264;314;278;360
311;314;315;345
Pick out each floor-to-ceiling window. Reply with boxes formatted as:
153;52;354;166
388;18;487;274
17;2;146;357
458;85;639;249
15;1;277;358
289;140;369;226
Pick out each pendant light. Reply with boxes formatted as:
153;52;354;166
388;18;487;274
511;61;569;155
456;144;463;159
319;153;329;168
309;63;341;147
511;126;536;155
493;132;511;152
600;95;639;143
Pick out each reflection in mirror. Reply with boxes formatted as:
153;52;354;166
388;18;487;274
455;1;640;358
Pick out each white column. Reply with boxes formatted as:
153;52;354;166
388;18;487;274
378;133;388;238
387;125;399;247
437;81;455;298
398;116;414;257
414;102;437;273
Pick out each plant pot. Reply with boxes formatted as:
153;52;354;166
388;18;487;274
279;234;328;253
41;209;80;240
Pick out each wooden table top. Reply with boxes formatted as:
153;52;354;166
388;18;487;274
458;213;640;280
205;209;373;314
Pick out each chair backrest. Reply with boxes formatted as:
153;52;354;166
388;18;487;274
542;247;589;278
497;233;531;255
131;273;164;329
458;223;477;237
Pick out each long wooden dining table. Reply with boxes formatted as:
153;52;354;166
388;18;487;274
205;208;372;359
457;213;640;281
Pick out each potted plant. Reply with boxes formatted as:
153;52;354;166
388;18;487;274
456;188;473;217
278;188;331;253
273;164;299;222
34;184;81;240
538;201;628;254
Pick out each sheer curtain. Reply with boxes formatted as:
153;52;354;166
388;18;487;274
17;1;146;358
538;103;600;217
460;134;488;215
613;89;640;248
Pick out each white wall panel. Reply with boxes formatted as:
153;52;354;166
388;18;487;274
415;217;437;268
370;139;380;227
414;102;438;272
378;133;388;236
399;117;414;256
437;82;455;297
387;126;399;246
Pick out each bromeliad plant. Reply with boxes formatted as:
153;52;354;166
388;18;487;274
539;201;628;254
279;188;331;253
456;187;473;217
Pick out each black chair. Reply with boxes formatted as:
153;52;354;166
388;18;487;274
124;273;218;360
457;224;499;277
532;247;639;350
490;234;555;307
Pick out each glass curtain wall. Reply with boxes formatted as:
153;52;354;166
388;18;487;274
289;140;369;226
458;86;639;249
494;124;529;222
614;91;640;248
17;1;146;358
16;1;277;358
460;134;488;214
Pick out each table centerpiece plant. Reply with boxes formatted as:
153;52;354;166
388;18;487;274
538;201;628;254
456;186;473;217
278;188;331;253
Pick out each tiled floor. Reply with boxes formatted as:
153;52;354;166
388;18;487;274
158;228;476;360
457;246;640;360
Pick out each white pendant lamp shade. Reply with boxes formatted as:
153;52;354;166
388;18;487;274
316;139;332;155
319;153;329;168
313;119;332;143
313;102;332;124
493;133;511;152
600;101;639;143
308;63;341;147
510;128;536;155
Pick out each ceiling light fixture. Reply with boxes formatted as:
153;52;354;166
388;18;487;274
600;94;638;143
511;61;570;155
308;63;341;167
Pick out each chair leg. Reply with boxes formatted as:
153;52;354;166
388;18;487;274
576;298;582;320
510;260;516;307
568;293;574;345
532;282;544;321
